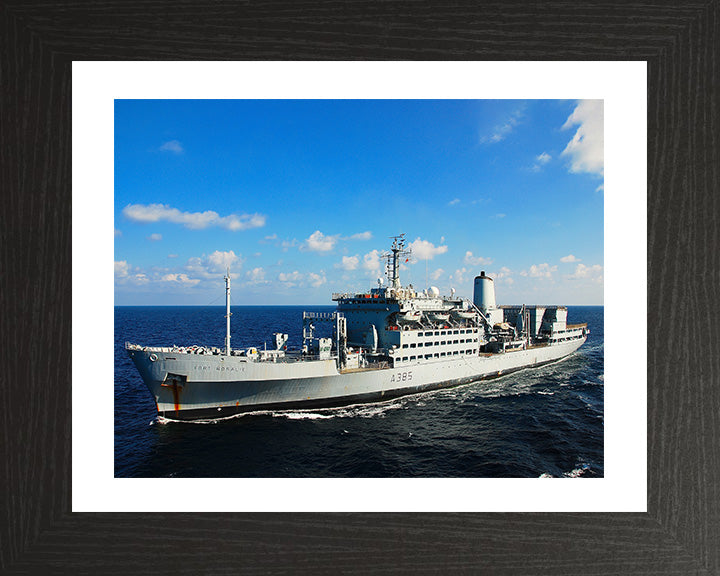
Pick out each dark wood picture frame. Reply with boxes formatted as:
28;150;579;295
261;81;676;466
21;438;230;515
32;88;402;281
2;2;718;574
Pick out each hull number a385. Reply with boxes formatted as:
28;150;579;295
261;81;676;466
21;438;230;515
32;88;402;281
390;371;413;383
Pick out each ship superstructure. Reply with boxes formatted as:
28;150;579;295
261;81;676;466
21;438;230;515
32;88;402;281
126;234;588;421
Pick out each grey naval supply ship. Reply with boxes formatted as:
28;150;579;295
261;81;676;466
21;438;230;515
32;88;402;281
126;235;588;421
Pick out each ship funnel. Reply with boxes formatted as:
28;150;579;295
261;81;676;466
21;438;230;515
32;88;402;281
473;271;496;311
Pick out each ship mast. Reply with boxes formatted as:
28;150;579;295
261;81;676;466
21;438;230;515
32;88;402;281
384;233;411;291
224;268;232;356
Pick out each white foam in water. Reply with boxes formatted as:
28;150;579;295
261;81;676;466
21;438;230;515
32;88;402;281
563;464;591;478
277;411;334;420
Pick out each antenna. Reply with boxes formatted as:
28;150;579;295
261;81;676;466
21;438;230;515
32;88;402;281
382;233;411;290
224;267;232;356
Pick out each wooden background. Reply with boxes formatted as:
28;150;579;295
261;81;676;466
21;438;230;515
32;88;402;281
1;1;718;574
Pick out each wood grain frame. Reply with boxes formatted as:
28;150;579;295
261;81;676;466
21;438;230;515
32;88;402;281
1;1;718;574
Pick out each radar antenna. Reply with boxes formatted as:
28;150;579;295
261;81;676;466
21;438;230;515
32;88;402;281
382;233;412;290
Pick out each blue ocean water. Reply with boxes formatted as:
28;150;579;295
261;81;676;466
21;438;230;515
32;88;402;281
115;305;603;478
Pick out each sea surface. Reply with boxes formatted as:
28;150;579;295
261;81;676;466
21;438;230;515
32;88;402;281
115;305;604;478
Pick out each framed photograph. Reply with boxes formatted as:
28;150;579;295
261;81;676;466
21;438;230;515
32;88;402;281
3;2;717;573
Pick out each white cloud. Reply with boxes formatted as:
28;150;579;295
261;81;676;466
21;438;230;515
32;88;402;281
160;273;200;286
520;263;557;278
114;260;129;277
278;270;303;283
168;254;178;258
562;100;604;176
464;251;493;266
596;184;604;193
122;203;266;231
451;268;469;285
448;198;460;206
568;263;603;283
362;249;383;276
280;239;297;251
409;238;448;260
246;267;266;284
186;250;243;279
532;151;552;172
337;255;360;271
276;270;327;288
147;233;162;241
159;140;183;154
114;228;122;237
307;272;327;288
536;152;551;164
115;261;153;286
560;254;580;263
481;106;525;143
264;233;278;241
431;268;444;281
347;231;372;241
301;230;339;252
489;267;513;285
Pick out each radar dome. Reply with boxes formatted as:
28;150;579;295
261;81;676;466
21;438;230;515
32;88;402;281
429;286;440;297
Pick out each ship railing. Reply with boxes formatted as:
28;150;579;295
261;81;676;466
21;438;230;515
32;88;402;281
125;342;179;353
303;311;341;320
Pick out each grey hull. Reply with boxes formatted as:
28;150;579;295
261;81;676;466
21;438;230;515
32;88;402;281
128;336;585;421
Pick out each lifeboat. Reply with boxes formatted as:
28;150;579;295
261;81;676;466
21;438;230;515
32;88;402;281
397;310;423;324
427;312;450;323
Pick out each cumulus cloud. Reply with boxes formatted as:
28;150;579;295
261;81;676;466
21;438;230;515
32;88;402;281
489;267;514;285
114;261;152;286
520;263;557;278
362;249;383;277
114;228;122;237
276;270;326;288
568;263;603;283
532;151;552;172
160;273;200;286
246;267;267;284
347;231;372;241
147;233;162;241
301;230;339;252
409;238;448;261
536;152;551;164
562;100;604;176
114;260;129;277
336;255;360;271
448;198;460;206
159;140;183;154
186;250;243;279
464;251;493;266
122;203;266;231
451;268;469;285
560;254;580;263
481;106;525;144
307;272;327;288
278;271;302;283
168;254;178;258
431;268;444;281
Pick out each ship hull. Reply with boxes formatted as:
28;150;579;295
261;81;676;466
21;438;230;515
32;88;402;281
128;336;585;421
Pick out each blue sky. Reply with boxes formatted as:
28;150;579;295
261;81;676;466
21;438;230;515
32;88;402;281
114;99;604;306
